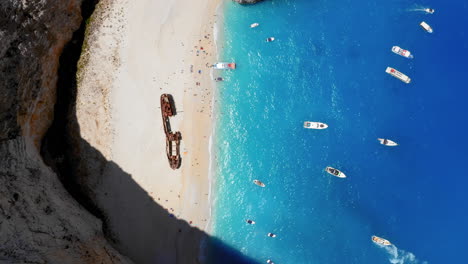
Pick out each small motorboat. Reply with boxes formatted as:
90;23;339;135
304;121;328;129
253;180;266;187
267;260;275;264
372;235;392;246
266;37;275;42
246;219;256;224
377;138;398;146
325;167;346;178
420;21;433;33
250;23;259;28
391;46;413;59
212;62;236;70
424;8;435;14
385;67;411;84
267;233;276;238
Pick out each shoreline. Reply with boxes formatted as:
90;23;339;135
205;0;225;235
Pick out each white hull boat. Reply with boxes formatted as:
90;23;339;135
424;8;435;14
266;37;275;42
391;46;413;59
253;180;266;187
372;235;392;246
386;67;411;83
304;121;328;129
325;167;346;178
246;219;256;224
267;233;276;238
420;21;433;33
250;23;259;28
378;138;398;146
213;62;236;70
266;260;275;264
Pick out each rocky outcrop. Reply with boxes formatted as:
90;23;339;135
0;138;131;263
0;1;132;263
233;0;265;4
1;0;81;148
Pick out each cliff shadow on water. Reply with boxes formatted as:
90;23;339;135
40;1;258;263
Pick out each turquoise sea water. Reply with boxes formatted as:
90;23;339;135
210;0;468;263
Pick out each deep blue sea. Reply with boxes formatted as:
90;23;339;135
210;0;468;263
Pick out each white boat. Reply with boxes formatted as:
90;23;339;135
253;180;266;187
266;37;275;42
246;219;256;224
304;121;328;129
372;235;392;246
325;167;346;178
250;23;259;28
424;8;435;14
212;62;236;70
377;138;398;146
267;233;276;238
385;67;411;84
267;260;275;264
391;46;413;59
420;21;433;33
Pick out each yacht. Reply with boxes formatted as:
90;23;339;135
391;46;413;59
250;23;259;28
253;180;266;187
266;37;275;42
212;62;236;70
304;121;328;129
385;67;411;83
424;8;435;14
377;138;398;146
246;219;256;224
372;235;392;246
325;167;346;178
267;233;277;238
420;21;433;33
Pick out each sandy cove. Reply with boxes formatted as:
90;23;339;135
76;0;221;262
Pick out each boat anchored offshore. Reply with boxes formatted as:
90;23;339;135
424;8;435;14
266;37;275;42
372;235;392;246
250;23;259;28
304;121;328;129
391;46;413;59
325;167;346;178
386;67;411;83
253;180;266;187
246;219;256;224
266;260;275;264
212;62;236;70
420;21;433;33
267;233;277;238
378;138;398;146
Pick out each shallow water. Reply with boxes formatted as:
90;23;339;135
211;0;468;263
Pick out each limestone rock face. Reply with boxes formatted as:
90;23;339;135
0;0;81;147
0;1;132;263
0;138;131;264
232;0;264;4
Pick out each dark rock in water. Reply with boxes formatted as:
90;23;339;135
233;0;265;4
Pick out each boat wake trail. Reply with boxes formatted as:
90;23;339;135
406;5;431;13
382;245;427;264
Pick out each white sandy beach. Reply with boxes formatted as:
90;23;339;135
76;0;221;262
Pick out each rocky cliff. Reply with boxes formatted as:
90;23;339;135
233;0;265;4
0;1;131;263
